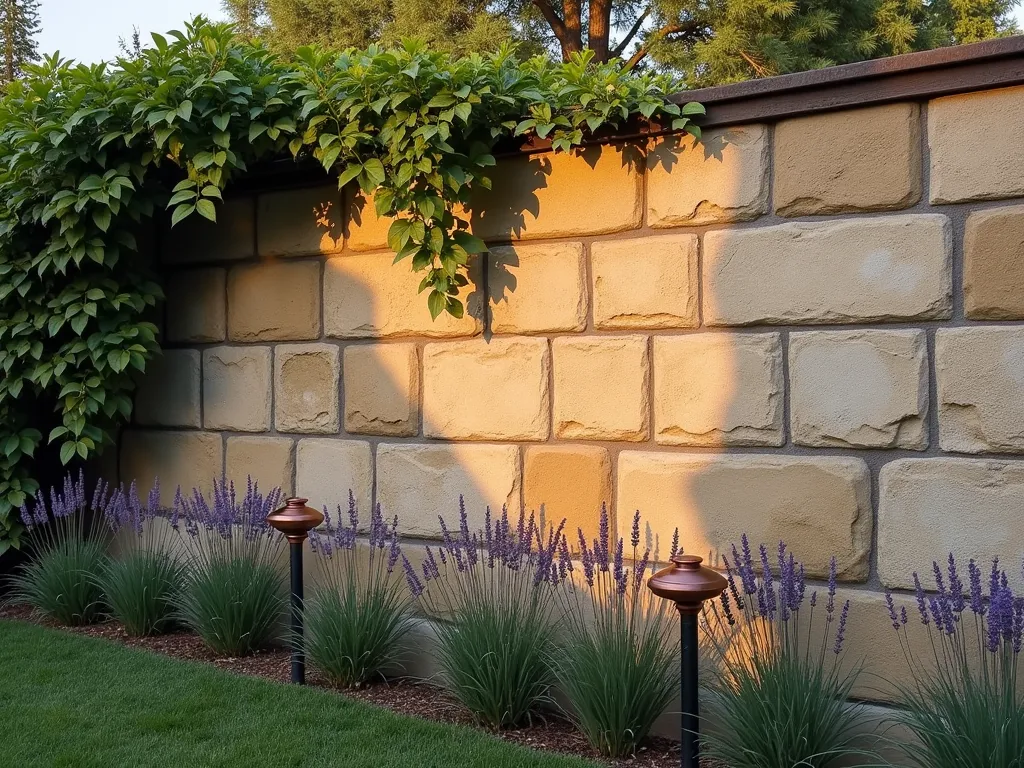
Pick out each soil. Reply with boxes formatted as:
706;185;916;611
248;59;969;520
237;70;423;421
0;604;720;768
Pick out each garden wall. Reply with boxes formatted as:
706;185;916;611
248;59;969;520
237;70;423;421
126;38;1024;703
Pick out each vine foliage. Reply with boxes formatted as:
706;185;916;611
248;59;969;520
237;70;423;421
0;18;701;549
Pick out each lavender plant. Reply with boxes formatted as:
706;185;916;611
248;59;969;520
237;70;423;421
884;555;1024;767
554;509;679;757
305;492;414;688
94;480;186;637
408;500;565;728
9;471;109;626
172;478;285;656
701;538;863;768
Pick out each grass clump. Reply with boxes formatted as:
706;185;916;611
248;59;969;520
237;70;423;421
305;493;414;687
173;479;285;656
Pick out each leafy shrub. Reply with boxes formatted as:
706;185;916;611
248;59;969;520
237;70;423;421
884;555;1024;767
305;492;413;687
9;472;108;625
554;509;678;757
0;18;700;549
701;539;863;768
173;479;285;656
94;480;185;636
408;501;564;728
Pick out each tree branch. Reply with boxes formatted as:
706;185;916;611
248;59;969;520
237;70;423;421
531;0;572;53
739;49;772;78
611;8;650;58
625;20;703;69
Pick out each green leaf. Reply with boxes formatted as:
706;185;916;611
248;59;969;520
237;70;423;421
427;290;446;320
170;204;196;228
177;100;193;122
387;219;413;252
452;231;487;255
362;158;385;186
59;441;76;465
196;199;217;222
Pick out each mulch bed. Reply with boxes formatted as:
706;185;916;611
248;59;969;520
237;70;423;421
0;604;719;768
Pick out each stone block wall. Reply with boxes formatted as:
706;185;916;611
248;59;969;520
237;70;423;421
129;81;1024;700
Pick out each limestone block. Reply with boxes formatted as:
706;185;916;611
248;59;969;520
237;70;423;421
202;346;272;432
523;445;612;539
929;85;1024;203
422;338;550;440
964;205;1024;319
703;215;952;325
120;430;222;503
488;243;587;333
257;184;344;257
790;330;928;449
324;252;482;338
226;436;294;496
161;196;254;264
653;333;783;447
647;125;769;227
134;349;201;428
376;443;521;537
294;438;373;519
937;327;1024;453
879;458;1024;589
343;343;419;436
164;267;226;343
274;343;341;434
774;103;922;216
591;234;699;330
553;335;649;441
227;260;321;341
617;452;872;580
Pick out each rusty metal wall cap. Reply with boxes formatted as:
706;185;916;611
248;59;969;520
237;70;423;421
647;554;728;612
266;497;324;543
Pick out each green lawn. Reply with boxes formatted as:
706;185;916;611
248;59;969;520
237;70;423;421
0;620;597;768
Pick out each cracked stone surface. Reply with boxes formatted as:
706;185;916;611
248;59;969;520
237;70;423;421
274;344;340;434
790;330;928;449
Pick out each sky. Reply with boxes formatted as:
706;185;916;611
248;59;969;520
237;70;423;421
32;0;1024;66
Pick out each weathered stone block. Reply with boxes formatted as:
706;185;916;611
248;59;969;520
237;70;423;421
488;243;587;333
134;349;201;428
774;103;922;216
164;268;226;343
653;333;782;447
275;343;341;434
376;443;521;537
703;215;952;325
161;196;254;264
257;184;344;257
647;125;769;227
423;338;549;440
120;430;222;503
964;205;1024;319
524;445;612;539
203;346;272;432
470;147;643;240
324;252;482;338
790;330;928;449
617;453;872;580
929;85;1024;203
879;458;1024;589
553;335;649;441
226;436;294;495
343;343;419;436
227;260;321;341
591;234;699;330
937;327;1024;453
294;438;373;519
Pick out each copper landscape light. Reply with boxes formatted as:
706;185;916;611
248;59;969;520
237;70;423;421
266;497;324;684
648;554;728;768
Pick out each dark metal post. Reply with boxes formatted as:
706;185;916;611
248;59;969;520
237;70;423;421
266;498;323;686
289;540;305;684
680;609;700;768
646;554;728;768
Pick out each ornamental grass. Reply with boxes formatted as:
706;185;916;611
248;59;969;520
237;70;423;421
883;554;1024;767
305;492;414;688
9;471;108;626
172;478;285;656
406;500;565;729
701;538;865;768
554;509;679;758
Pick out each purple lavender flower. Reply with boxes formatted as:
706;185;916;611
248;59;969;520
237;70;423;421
402;555;424;597
913;572;930;626
947;553;966;614
833;600;850;654
670;528;680;559
630;510;640;550
885;592;899;630
969;558;985;615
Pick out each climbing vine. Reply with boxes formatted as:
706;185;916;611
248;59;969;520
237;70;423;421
0;18;702;548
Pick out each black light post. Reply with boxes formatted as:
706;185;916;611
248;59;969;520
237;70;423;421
648;554;728;768
266;497;324;685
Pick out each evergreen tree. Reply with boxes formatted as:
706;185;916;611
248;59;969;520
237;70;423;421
221;0;270;41
0;0;40;85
